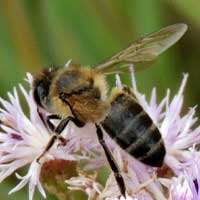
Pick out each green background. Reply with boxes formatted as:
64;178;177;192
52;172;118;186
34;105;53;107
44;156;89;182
0;1;200;199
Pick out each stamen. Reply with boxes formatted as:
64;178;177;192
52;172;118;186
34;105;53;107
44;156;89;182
64;59;72;68
129;64;137;92
115;74;122;87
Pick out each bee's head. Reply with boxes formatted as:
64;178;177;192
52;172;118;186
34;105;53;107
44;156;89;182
33;67;58;111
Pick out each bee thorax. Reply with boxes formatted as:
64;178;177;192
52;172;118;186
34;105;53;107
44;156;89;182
48;66;109;123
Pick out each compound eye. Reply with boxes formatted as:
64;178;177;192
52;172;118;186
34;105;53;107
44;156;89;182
33;83;48;108
33;86;42;107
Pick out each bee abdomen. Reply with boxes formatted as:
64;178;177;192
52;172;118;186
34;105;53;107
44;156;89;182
101;89;166;167
115;112;165;167
138;139;165;167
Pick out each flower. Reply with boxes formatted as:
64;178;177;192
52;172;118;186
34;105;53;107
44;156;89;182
166;148;200;200
128;68;200;175
0;73;102;200
66;66;200;200
1;65;200;200
66;170;104;200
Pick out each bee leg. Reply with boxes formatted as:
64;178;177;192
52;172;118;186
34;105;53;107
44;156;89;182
36;107;61;131
37;108;46;127
44;114;66;146
55;117;84;146
95;124;126;198
46;114;61;131
37;117;84;163
36;134;57;163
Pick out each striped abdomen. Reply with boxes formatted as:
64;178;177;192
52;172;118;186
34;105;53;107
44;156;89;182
101;87;166;167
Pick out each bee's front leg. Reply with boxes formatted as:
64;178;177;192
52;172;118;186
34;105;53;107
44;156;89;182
46;114;61;131
37;116;84;163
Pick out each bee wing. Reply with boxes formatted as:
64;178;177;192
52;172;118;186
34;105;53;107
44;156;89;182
95;23;188;74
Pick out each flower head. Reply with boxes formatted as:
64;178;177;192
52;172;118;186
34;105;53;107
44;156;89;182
167;148;200;200
0;73;101;199
1;66;200;200
66;67;200;199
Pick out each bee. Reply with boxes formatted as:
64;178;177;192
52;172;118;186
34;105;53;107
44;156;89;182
33;24;187;197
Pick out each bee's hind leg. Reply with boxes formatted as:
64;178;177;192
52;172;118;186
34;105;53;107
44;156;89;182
95;124;126;198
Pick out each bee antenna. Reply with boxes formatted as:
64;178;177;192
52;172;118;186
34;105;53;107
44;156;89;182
64;59;72;68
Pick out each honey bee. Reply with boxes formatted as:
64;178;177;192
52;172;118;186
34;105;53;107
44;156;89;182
33;24;187;197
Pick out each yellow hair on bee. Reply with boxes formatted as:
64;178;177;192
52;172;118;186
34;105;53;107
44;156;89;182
49;65;109;122
109;86;137;103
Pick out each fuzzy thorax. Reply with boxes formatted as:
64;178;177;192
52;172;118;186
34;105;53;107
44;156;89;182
49;66;109;123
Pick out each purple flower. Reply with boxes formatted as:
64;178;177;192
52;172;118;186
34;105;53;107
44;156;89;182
166;148;200;200
66;171;103;199
128;68;200;175
1;65;200;200
66;67;200;199
0;73;101;200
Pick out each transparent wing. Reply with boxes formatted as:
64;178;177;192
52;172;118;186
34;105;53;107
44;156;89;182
95;23;188;74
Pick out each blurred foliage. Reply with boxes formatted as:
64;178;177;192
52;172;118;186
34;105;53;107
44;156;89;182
0;0;200;199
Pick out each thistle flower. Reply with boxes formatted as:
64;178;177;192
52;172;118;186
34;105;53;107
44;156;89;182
0;73;102;200
162;148;200;200
66;170;104;200
128;69;200;175
1;66;200;200
66;68;200;199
